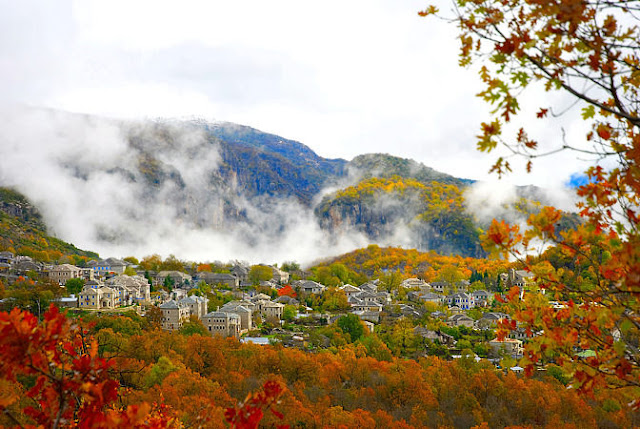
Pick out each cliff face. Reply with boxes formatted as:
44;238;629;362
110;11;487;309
315;177;486;258
0;188;45;229
124;120;349;230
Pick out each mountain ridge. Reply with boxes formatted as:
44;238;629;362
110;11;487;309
0;109;577;261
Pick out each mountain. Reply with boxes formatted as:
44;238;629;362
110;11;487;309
0;109;577;261
212;124;347;205
315;177;485;258
348;153;474;188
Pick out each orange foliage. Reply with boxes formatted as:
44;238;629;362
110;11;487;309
0;305;178;428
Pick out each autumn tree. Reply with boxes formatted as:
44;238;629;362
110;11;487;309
179;315;209;337
421;0;640;397
146;305;163;329
249;265;273;285
5;277;63;319
0;305;178;427
161;254;186;272
321;287;350;312
123;256;140;265
139;254;163;272
124;265;138;276
380;270;404;294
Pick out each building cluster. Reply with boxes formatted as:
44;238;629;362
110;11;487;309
159;292;285;339
78;275;151;309
0;249;535;359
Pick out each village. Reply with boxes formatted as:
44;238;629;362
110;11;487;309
0;250;542;366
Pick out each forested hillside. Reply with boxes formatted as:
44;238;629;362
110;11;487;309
349;153;473;187
0;187;98;263
1;306;637;428
311;244;511;284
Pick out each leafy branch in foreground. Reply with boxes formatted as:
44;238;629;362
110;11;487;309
0;304;179;428
422;0;640;404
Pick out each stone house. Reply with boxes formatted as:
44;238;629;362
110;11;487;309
253;299;284;320
46;264;83;285
220;302;253;331
197;272;239;289
430;282;449;294
414;327;456;346
156;271;192;288
400;278;430;289
159;300;191;331
350;299;383;313
478;312;510;329
296;280;325;294
501;269;537;298
12;259;42;276
262;301;284;320
232;265;249;283
55;294;79;309
471;290;492;307
251;293;272;302
418;292;445;305
87;257;127;277
340;284;362;300
203;311;241;338
78;285;118;309
358;282;378;293
0;251;14;264
352;310;382;324
446;292;474;310
448;314;475;328
106;274;151;305
275;295;299;305
271;266;289;284
178;295;208;319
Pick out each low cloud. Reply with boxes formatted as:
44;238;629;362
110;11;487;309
0;107;379;265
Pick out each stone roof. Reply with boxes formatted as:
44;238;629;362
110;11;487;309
204;311;240;320
49;264;81;272
340;284;361;293
251;293;272;301
449;314;473;322
159;300;183;309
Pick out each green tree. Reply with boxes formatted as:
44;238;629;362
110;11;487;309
144;270;155;292
65;278;85;296
312;266;340;287
337;313;365;343
144;356;178;388
188;280;211;297
281;261;300;272
329;263;350;284
160;254;185;272
388;318;419;357
282;304;297;322
163;275;174;291
124;266;137;276
7;278;62;319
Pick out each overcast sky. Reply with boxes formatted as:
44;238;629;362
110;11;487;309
0;0;592;188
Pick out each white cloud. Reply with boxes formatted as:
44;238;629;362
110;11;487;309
0;0;597;263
